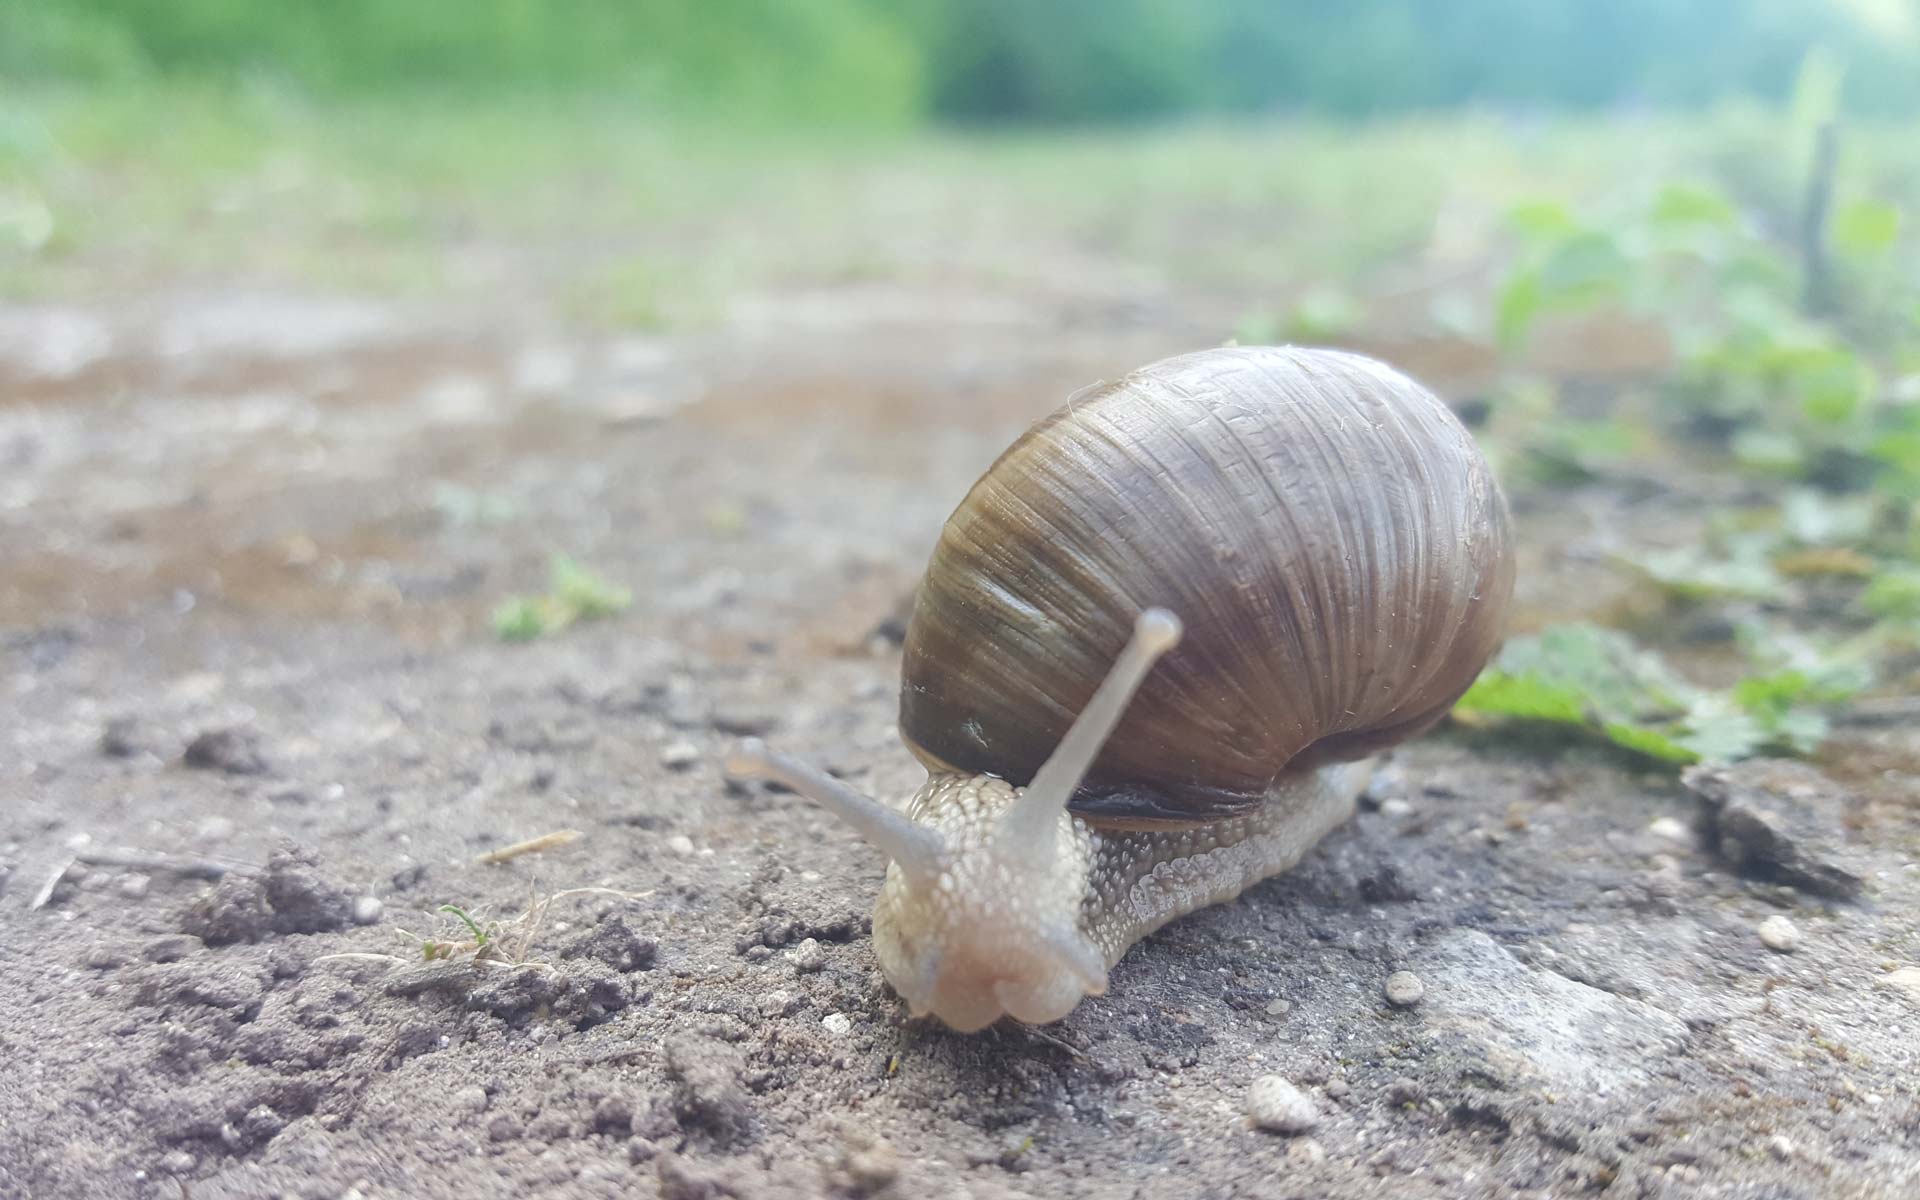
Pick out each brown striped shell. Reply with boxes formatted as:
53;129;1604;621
898;345;1514;826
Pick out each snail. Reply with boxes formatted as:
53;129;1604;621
731;345;1514;1033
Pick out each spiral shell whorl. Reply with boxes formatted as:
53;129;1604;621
898;345;1514;822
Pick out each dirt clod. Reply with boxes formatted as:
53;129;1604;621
562;915;659;973
830;1130;903;1196
182;842;355;943
142;934;203;963
1685;760;1867;899
664;1035;751;1138
99;716;154;758
182;727;270;775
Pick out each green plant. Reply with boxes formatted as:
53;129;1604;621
1454;622;1868;765
493;554;632;642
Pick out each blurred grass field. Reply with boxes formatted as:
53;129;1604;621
6;83;1915;325
6;5;1920;769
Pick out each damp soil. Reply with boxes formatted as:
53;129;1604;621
2;291;1918;1200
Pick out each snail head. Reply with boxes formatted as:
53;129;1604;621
729;608;1183;1031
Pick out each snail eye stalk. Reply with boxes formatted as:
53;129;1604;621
726;740;946;887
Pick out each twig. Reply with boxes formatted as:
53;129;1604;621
29;857;75;910
473;829;584;865
1013;1021;1088;1059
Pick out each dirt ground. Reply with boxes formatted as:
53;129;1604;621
2;283;1918;1200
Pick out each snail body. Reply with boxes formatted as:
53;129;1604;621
736;346;1514;1032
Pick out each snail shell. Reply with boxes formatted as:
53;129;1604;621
732;344;1513;1032
901;344;1513;824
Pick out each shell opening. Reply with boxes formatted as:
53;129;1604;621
726;739;945;886
996;607;1184;854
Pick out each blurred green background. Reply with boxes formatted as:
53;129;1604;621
9;0;1920;123
6;2;1920;761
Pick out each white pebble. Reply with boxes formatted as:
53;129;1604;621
659;740;700;770
1286;1137;1327;1165
788;937;827;973
1384;970;1426;1007
821;1012;853;1037
197;816;236;843
1767;1134;1795;1161
1264;998;1293;1018
118;874;151;899
352;896;384;925
1758;915;1800;953
1379;798;1415;819
1246;1075;1319;1135
1647;817;1689;843
454;1085;489;1113
665;834;695;857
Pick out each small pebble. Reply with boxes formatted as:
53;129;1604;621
842;1138;901;1191
665;834;695;857
1767;1134;1795;1161
159;1150;196;1175
757;989;801;1018
592;1095;635;1133
1758;915;1800;953
659;741;700;770
453;1085;489;1113
1647;816;1689;844
118;874;151;899
1264;998;1293;1018
142;934;202;963
486;1113;522;1142
84;945;129;970
1384;970;1426;1008
1878;967;1920;1003
1246;1075;1319;1135
197;816;237;843
353;896;384;925
1379;797;1415;819
1285;1137;1327;1165
1362;763;1407;809
1324;1078;1350;1100
821;1012;853;1037
788;937;827;973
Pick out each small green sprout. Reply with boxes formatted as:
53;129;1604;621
492;554;632;641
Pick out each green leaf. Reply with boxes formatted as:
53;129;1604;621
1452;623;1853;767
492;597;557;642
1495;268;1543;349
1601;721;1699;764
1651;183;1737;230
1456;672;1586;725
1862;566;1920;620
1635;538;1786;602
439;904;490;947
1834;198;1901;260
550;555;632;619
1507;199;1581;241
1675;704;1767;762
1285;286;1362;341
1536;230;1630;301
